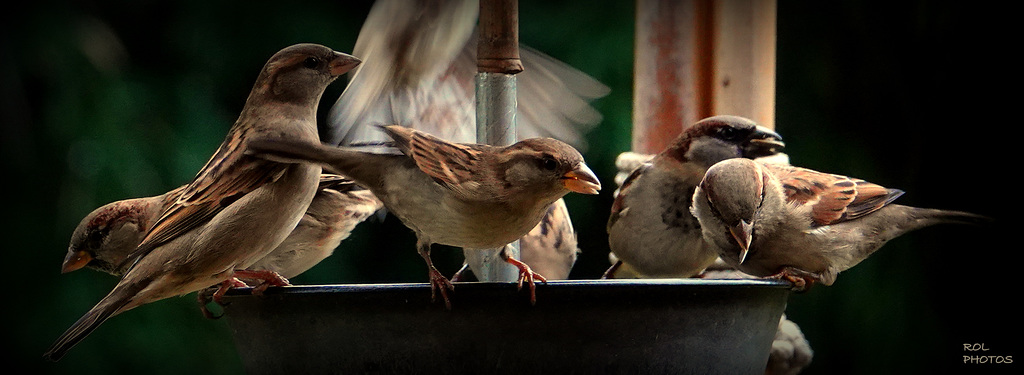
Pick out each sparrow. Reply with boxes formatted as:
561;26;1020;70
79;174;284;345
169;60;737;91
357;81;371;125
44;43;360;361
243;175;382;282
61;174;382;280
604;115;785;279
246;125;601;308
326;0;606;287
452;198;580;281
515;198;580;280
326;0;609;150
691;158;992;290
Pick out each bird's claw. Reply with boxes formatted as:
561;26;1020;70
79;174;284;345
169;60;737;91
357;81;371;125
197;278;248;319
428;268;455;310
502;256;548;305
769;267;819;293
232;269;291;296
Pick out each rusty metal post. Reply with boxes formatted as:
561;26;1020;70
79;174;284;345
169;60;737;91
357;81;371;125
711;0;776;129
632;0;711;154
632;0;776;155
464;0;524;282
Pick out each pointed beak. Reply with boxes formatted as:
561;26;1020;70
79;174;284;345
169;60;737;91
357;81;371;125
743;126;785;158
562;163;601;195
61;249;92;274
329;52;362;76
729;219;754;264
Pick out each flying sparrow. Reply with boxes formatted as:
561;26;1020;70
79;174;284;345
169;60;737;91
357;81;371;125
44;43;360;361
326;0;608;150
246;125;601;308
605;115;785;278
691;158;991;290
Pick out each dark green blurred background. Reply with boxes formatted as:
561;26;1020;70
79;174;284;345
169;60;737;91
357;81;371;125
3;1;1017;374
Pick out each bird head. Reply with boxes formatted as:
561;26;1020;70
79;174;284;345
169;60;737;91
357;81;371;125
62;198;163;276
502;138;602;202
251;43;362;104
699;158;770;264
666;115;785;168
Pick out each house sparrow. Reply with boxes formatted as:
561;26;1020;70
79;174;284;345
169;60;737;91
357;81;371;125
326;0;608;150
453;198;580;281
691;158;992;290
44;43;360;361
325;0;606;286
604;115;785;278
60;186;186;276
61;174;381;280
246;125;601;308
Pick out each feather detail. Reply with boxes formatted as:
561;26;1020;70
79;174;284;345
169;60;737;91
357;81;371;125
607;162;651;231
118;128;287;272
380;125;494;200
768;163;903;226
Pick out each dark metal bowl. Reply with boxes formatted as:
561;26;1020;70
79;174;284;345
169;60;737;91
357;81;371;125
222;279;790;374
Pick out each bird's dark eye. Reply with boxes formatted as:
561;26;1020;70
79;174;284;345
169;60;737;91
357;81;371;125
540;156;558;171
303;57;320;69
717;126;739;140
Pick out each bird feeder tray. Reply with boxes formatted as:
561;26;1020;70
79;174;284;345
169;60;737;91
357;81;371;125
222;279;789;374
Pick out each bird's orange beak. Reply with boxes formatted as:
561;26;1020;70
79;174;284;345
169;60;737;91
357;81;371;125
729;219;753;264
61;249;92;274
329;52;362;76
562;163;601;195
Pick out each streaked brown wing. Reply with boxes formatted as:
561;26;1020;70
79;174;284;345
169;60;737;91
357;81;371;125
606;162;650;231
767;163;902;226
381;125;493;200
119;128;287;271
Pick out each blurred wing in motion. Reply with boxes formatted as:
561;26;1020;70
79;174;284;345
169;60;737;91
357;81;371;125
326;0;609;149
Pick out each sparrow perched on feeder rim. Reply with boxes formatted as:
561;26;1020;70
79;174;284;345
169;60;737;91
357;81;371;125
691;158;991;290
246;125;601;309
605;115;785;279
44;43;360;361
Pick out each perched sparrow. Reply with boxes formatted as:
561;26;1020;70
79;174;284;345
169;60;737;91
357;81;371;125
44;43;360;361
604;115;784;278
243;175;382;281
60;186;185;276
326;0;606;285
516;198;580;280
327;0;608;149
60;174;381;280
691;158;991;290
453;198;580;281
246;125;601;308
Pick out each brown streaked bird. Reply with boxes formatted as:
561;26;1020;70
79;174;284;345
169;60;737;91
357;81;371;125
691;158;991;290
246;125;601;308
44;43;360;361
327;0;608;150
604;115;785;279
328;0;606;285
61;174;381;280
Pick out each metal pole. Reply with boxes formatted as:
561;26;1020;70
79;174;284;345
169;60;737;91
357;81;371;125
464;0;523;282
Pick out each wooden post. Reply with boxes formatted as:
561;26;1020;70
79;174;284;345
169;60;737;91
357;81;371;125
465;0;523;282
633;0;776;155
